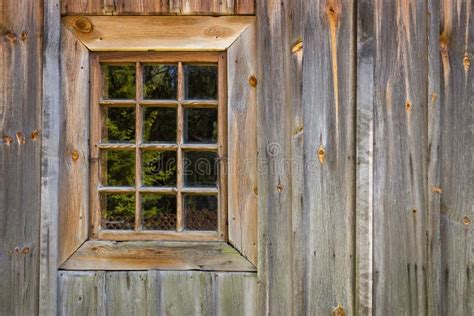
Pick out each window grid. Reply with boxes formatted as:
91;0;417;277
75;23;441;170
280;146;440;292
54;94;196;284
89;52;227;242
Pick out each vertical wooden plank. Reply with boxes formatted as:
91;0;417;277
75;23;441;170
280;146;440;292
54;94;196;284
356;0;374;314
57;26;89;265
58;271;106;316
227;22;257;265
427;0;442;314
215;272;257;315
0;1;42;315
437;0;473;314
105;271;149;315
40;0;61;314
288;0;305;314
256;0;293;314
302;0;356;314
181;0;235;15
155;271;216;315
61;0;104;15
373;1;429;314
235;0;255;15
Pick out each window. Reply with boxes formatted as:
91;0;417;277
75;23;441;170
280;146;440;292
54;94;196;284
58;16;257;271
90;52;227;241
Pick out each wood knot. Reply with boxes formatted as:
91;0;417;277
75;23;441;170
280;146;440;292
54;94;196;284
2;135;13;145
22;247;30;254
332;304;345;316
326;2;341;24
439;32;450;56
249;75;257;87
412;208;417;214
20;32;27;41
405;101;412;111
72;150;80;162
5;31;17;43
463;54;471;72
276;184;283;192
317;145;325;164
431;187;442;193
73;17;93;33
16;132;26;144
463;216;471;226
253;186;258;196
291;40;303;54
31;129;39;140
204;26;234;38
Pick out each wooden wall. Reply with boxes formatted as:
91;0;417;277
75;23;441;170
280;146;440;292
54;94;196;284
1;0;472;315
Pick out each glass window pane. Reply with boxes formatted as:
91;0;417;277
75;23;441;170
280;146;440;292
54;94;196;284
102;64;136;99
101;193;135;230
142;151;177;187
143;65;178;99
184;65;217;100
101;150;135;186
184;151;218;187
184;195;218;231
103;107;135;142
142;194;176;230
143;107;177;143
184;108;217;143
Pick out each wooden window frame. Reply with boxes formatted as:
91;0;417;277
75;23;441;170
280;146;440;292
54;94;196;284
90;52;228;242
58;16;257;271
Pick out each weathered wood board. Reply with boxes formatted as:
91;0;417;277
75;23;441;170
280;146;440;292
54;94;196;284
0;1;43;315
58;270;257;315
60;0;255;15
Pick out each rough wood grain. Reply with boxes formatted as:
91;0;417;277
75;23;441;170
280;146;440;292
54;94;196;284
302;0;356;314
40;1;61;315
58;270;257;315
437;0;473;314
256;0;294;314
373;1;429;314
62;16;255;52
227;21;258;265
60;0;255;15
0;1;42;315
356;0;374;314
57;25;89;266
61;241;256;271
58;271;106;316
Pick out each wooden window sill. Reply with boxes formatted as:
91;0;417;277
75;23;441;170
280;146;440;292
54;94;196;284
60;240;256;272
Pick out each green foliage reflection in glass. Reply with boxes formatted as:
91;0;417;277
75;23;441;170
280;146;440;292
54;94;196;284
102;65;135;99
143;65;177;99
184;65;217;100
184;195;218;230
143;107;177;142
142;194;177;230
101;150;135;186
184;108;217;143
104;107;135;142
184;151;218;187
101;193;135;230
142;151;177;186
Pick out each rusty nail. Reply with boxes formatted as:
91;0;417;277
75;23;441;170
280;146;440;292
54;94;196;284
463;216;471;226
72;150;80;161
249;75;257;88
2;135;13;145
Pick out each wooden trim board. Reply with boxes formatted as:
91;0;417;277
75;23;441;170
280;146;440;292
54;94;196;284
62;16;255;52
60;241;256;272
